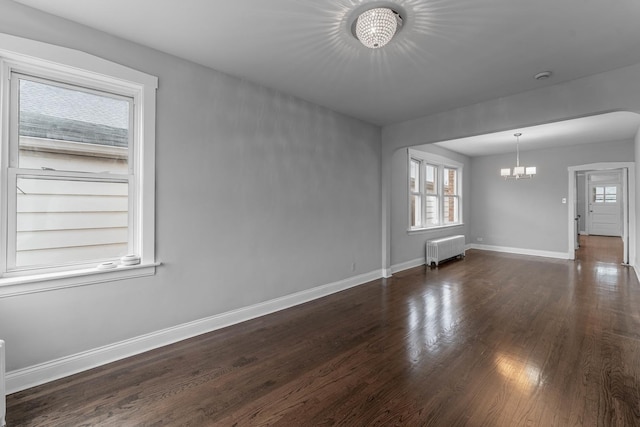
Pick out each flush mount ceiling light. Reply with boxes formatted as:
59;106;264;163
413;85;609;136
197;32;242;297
353;7;404;49
501;133;537;179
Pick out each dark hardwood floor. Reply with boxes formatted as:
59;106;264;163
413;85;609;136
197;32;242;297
576;234;624;265
7;243;640;426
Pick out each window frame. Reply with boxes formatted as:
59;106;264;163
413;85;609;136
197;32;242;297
8;72;135;272
409;158;422;228
593;185;618;204
407;149;463;232
0;33;157;296
442;166;460;225
423;163;439;227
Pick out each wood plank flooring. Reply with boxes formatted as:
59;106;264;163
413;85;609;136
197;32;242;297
576;234;624;264
7;241;640;426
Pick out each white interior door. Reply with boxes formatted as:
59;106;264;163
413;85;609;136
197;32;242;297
587;173;622;236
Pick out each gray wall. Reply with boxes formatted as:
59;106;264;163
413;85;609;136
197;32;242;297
469;140;634;253
0;1;382;371
390;144;470;267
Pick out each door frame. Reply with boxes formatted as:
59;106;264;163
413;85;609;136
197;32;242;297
567;162;635;264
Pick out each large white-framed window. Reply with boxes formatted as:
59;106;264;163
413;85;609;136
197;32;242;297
0;33;157;295
408;149;463;231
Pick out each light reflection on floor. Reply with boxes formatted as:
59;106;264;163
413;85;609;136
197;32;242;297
406;279;545;391
494;353;543;393
404;237;623;395
406;281;460;364
594;263;622;282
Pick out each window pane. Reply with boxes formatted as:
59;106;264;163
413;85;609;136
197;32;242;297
444;196;459;224
425;164;437;194
604;186;617;203
444;168;457;195
18;78;129;174
411;195;422;227
410;159;420;193
426;195;439;226
15;176;128;268
593;186;605;203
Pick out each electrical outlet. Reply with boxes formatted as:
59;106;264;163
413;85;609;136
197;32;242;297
477;237;483;242
351;262;356;271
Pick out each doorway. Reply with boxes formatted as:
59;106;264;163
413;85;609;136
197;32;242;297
567;162;635;265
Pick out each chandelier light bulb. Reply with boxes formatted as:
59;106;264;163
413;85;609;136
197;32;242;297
356;8;398;49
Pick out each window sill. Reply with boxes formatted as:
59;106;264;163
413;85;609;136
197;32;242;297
0;262;160;298
407;223;464;234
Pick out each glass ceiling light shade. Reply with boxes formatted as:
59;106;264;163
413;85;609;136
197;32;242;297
356;8;398;49
501;133;536;180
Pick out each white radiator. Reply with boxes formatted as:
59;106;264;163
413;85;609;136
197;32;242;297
0;339;5;427
426;235;465;266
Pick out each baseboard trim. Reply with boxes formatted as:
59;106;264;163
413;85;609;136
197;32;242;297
468;244;570;260
6;269;383;394
390;257;425;274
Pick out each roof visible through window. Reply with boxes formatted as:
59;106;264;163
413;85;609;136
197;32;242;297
19;79;129;147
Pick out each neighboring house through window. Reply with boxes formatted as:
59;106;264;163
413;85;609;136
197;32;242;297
408;148;463;230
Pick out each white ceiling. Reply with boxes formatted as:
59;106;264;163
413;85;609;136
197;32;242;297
12;0;640;126
434;112;640;157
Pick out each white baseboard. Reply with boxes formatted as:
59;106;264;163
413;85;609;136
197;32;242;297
390;257;425;274
389;245;568;275
6;269;383;394
468;243;570;260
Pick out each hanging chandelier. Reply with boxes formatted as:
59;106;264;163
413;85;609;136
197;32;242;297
500;133;536;179
354;7;402;49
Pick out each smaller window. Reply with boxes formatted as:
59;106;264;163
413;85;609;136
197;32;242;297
593;185;617;204
408;150;463;230
424;164;439;227
443;167;460;225
410;159;422;227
